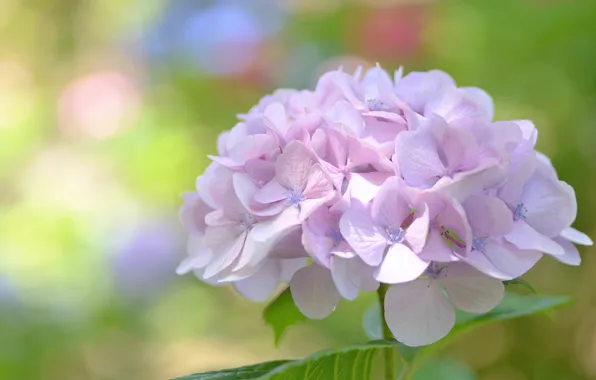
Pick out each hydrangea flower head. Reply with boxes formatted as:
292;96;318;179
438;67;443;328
178;64;592;347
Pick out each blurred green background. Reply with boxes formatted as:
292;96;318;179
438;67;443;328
1;0;596;379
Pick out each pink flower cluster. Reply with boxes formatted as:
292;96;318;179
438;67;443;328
178;65;592;347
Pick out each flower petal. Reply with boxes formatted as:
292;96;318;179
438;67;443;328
375;244;429;284
234;262;280;302
552;237;581;266
303;163;335;200
405;203;430;253
371;177;410;228
560;227;593;246
326;100;365;136
395;70;456;113
395;129;445;188
505;221;564;256
522;170;576;237
232;173;260;211
279;258;309;282
254;179;287;205
385;279;455;347
481;239;542;280
419;229;456;262
339;209;388;266
276;141;317;190
264;102;288;136
330;256;359;300
177;236;212;275
498;152;536;208
441;262;505;314
464;194;514;237
461;87;494;121
290;264;340;319
203;229;246;279
424;88;491;124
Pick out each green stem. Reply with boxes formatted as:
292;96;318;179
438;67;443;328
377;284;396;380
397;362;413;380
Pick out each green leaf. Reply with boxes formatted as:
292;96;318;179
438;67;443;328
174;341;395;380
261;340;395;379
503;278;539;294
451;292;571;332
171;360;290;380
362;292;572;365
263;288;306;346
412;358;476;380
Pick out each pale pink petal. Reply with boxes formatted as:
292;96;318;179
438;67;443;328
177;236;212;275
464;194;514;237
462;250;513;280
371;177;410;228
310;129;327;158
498;153;536;207
514;120;538;146
244;159;275;183
234;262;280;302
264;102;288;136
179;192;210;234
339;209;388;266
439;123;480;174
232;173;260;212
196;163;231;209
254;179;287;205
347;137;383;169
560;227;593;246
302;163;334;200
324;128;348;169
424;88;491;124
330;256;359;300
434;159;507;203
331;256;378;300
228;134;277;165
342;172;386;207
436;196;473;256
490;121;523;153
394;70;456;112
302;223;334;266
276;141;317;190
225;122;249;151
290;264;340;319
203;229;246;279
419;229;456;262
299;197;331;222
217;131;229;156
552;237;581;266
279;258;309;282
481;239;542;279
405;203;430;253
461;87;494;121
441;263;505;314
505;221;564;256
350;257;380;292
331;71;367;109
250;207;301;244
232;228;272;273
375;244;429;284
326;100;364;136
268;227;308;260
395;129;445;188
522;173;576;237
204;209;231;227
385;279;455;347
194;268;223;286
